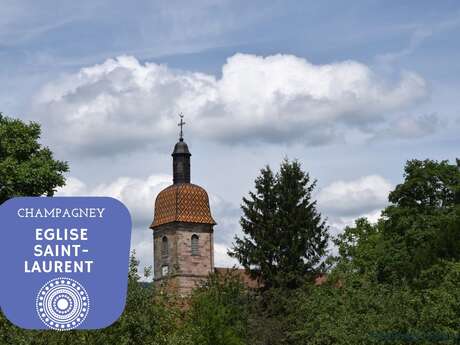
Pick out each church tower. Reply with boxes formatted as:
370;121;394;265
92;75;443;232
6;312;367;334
150;116;216;296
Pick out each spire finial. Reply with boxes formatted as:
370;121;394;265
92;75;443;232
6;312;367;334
178;113;186;141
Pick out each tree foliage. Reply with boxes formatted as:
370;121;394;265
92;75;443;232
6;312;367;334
379;159;459;286
229;159;329;289
185;271;249;345
0;114;68;204
282;262;460;345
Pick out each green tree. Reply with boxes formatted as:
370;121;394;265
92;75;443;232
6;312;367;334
0;113;68;205
332;217;383;281
229;159;329;289
186;271;249;345
281;263;460;345
376;159;460;286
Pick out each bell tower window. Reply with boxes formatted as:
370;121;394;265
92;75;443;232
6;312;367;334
162;236;168;257
191;234;199;256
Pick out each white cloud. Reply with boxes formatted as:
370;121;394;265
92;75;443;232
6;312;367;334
209;194;241;243
317;175;393;235
32;53;427;157
373;113;441;140
318;175;392;217
214;243;239;268
56;177;87;196
130;229;154;281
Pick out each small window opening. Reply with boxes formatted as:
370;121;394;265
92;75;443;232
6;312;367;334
191;234;199;256
161;236;168;257
161;265;169;276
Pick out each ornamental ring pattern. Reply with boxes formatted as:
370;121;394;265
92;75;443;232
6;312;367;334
36;277;90;331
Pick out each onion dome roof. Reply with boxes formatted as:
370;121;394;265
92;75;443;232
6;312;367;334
150;183;216;229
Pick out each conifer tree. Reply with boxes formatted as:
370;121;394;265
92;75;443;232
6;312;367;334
229;159;329;289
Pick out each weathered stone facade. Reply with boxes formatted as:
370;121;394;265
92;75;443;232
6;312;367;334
153;222;214;295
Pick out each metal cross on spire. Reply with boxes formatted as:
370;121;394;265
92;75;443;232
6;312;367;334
178;113;186;141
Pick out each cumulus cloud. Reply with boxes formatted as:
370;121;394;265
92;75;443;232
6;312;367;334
317;175;392;217
373;113;442;140
317;175;393;235
32;53;427;156
209;194;242;244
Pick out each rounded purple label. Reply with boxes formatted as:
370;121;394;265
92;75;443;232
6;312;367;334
0;197;132;330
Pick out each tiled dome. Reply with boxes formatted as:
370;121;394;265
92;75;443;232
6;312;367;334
150;183;216;228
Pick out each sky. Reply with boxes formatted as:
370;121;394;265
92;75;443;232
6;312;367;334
2;0;460;278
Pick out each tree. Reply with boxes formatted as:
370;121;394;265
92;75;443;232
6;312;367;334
229;159;329;289
376;159;460;286
0;113;68;205
281;262;460;345
332;217;383;281
186;271;249;345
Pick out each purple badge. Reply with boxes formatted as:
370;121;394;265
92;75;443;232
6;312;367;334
0;197;132;330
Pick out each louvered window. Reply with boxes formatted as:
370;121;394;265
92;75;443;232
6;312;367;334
191;234;199;256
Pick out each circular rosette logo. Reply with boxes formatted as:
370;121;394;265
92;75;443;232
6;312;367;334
36;277;90;330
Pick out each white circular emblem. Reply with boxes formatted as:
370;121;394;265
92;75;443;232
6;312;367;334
36;277;90;331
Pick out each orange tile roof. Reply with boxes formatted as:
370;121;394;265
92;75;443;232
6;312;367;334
151;183;216;228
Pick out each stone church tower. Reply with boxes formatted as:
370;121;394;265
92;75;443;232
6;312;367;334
150;121;216;296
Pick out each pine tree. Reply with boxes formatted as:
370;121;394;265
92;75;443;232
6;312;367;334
229;159;329;289
230;166;278;286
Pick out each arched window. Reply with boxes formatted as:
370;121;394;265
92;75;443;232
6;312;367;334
191;234;199;256
161;236;168;257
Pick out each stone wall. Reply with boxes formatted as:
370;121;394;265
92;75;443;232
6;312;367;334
153;222;214;296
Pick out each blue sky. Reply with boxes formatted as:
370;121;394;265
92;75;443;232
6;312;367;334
2;0;459;275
